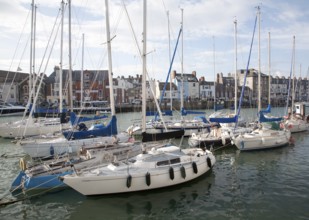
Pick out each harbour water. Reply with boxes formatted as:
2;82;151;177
0;109;309;219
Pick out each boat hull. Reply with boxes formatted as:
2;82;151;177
19;133;130;158
11;142;143;192
284;119;309;133
0;122;71;138
62;150;216;196
233;128;291;151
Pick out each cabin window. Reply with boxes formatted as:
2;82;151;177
170;158;181;164
157;160;170;166
156;157;181;166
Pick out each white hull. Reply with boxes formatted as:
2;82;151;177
232;128;291;151
62;147;215;195
188;126;252;147
284;119;309;133
0;117;71;138
0;102;26;117
19;132;131;158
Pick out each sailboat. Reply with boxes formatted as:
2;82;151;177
60;0;215;196
18;0;131;159
10;0;137;193
0;1;75;139
149;10;216;137
283;36;309;133
232;6;291;151
10;140;140;193
62;1;118;141
188;18;251;149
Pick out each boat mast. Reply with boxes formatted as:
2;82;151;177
105;0;116;116
81;33;84;107
213;36;216;111
33;4;37;98
142;0;147;132
167;11;173;111
59;0;64;113
234;18;238;115
29;0;34;105
68;0;73;110
257;6;261;113
292;36;295;115
268;32;271;107
180;8;184;113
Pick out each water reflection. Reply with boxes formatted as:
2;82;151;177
68;172;215;220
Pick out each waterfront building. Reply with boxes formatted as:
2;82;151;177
2;67;309;110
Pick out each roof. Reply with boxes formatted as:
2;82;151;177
174;73;198;82
0;70;29;83
158;82;178;90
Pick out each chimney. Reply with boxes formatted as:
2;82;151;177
171;70;176;80
192;71;196;77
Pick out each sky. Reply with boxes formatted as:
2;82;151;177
0;0;308;82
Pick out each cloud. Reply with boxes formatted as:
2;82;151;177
0;0;308;81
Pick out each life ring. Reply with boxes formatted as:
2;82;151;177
145;172;151;186
169;167;174;180
206;157;212;168
126;174;132;188
19;158;27;171
288;124;293;129
180;166;186;179
192;162;198;174
280;123;285;129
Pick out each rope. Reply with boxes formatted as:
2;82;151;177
0;153;27;158
212;143;233;152
0;177;68;207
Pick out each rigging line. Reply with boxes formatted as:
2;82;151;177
285;36;295;116
70;3;87;68
35;7;63;83
72;34;83;67
122;0;168;129
1;170;65;204
5;9;31;74
155;26;182;121
0;9;31;112
235;13;258;129
23;7;64;138
94;3;125;72
21;7;62;119
13;8;63;138
1;34;30;115
158;0;180;50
